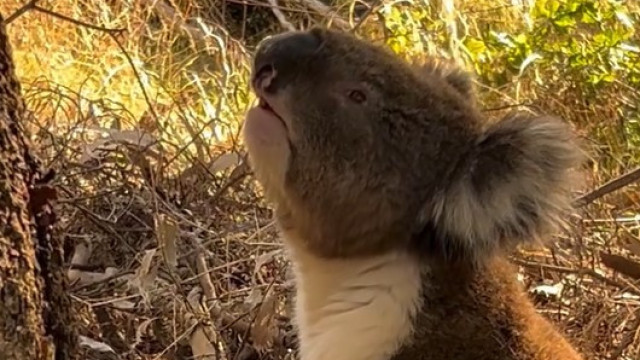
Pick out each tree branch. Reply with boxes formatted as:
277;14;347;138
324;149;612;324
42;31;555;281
4;0;39;25
573;167;640;208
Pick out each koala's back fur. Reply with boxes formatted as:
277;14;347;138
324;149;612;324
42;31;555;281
283;229;582;360
243;28;585;360
392;257;582;360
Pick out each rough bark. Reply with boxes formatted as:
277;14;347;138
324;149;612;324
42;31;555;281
0;13;77;360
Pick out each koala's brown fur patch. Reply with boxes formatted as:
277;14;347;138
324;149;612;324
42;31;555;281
243;27;585;360
246;28;583;262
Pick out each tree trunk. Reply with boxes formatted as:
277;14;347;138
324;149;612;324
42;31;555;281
0;14;77;360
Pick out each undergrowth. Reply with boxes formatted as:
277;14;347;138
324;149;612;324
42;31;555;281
2;0;640;359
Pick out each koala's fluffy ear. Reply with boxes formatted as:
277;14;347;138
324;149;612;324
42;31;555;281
427;112;585;262
419;58;475;101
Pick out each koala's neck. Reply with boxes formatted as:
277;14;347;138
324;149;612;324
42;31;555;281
281;230;584;360
282;230;422;360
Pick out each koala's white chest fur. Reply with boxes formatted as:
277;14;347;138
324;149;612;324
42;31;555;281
283;236;423;360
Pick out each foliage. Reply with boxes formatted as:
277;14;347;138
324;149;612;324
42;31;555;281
377;0;640;171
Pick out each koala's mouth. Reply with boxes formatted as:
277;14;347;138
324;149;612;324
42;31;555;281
258;97;281;120
251;65;289;132
253;95;288;133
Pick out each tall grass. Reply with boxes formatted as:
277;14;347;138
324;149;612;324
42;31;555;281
3;0;253;176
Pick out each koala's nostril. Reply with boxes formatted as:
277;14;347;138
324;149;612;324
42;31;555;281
254;64;277;92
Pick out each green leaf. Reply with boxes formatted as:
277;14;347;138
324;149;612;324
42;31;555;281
601;73;616;83
548;0;561;17
464;38;487;56
553;15;576;28
593;33;607;45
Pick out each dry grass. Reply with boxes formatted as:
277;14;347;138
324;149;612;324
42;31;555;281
2;0;640;359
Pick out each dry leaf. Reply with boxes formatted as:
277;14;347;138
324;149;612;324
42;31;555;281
111;299;136;310
130;249;158;298
70;267;119;287
155;214;179;268
209;152;240;173
79;126;159;164
67;241;93;283
531;282;564;299
251;293;278;350
131;317;157;351
245;287;263;309
91;126;157;148
139;264;158;294
137;249;157;277
187;286;204;309
189;326;217;360
78;335;115;353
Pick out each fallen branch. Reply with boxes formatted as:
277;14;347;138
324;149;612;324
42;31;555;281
4;0;39;24
32;4;126;33
599;253;640;280
511;258;640;296
145;0;212;44
300;0;349;29
573;167;640;207
267;0;295;31
351;0;383;32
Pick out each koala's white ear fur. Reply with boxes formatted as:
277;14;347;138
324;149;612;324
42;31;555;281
430;112;585;261
419;58;475;100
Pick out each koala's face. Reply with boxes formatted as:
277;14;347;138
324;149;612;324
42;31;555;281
243;28;482;258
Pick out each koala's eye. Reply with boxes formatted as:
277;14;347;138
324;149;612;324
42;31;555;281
348;90;367;104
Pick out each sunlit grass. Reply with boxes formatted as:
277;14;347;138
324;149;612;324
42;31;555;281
2;0;253;174
3;0;640;187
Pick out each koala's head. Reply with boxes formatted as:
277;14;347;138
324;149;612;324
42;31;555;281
243;27;584;262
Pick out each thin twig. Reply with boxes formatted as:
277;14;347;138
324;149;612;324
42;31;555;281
482;102;533;112
573;167;640;207
106;33;159;121
4;0;39;24
23;5;159;123
267;0;295;31
609;309;640;360
512;258;640;296
32;5;126;33
351;0;383;32
300;0;349;29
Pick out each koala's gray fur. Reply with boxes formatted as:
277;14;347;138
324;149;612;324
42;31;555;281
243;27;585;360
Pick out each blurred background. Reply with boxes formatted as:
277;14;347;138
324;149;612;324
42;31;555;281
2;0;640;359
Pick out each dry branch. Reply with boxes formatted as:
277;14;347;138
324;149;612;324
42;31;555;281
4;0;39;24
573;167;640;207
267;0;296;31
300;0;349;29
600;253;640;280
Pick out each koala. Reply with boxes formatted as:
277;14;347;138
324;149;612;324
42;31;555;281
242;27;585;360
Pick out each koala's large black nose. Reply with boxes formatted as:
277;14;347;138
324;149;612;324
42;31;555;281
252;31;321;92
